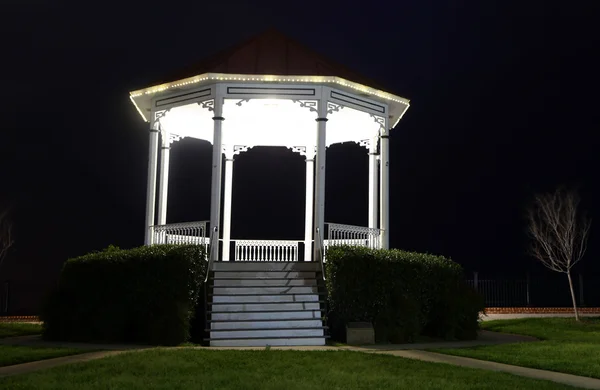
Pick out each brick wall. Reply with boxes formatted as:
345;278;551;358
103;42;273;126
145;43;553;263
0;316;40;322
485;307;600;314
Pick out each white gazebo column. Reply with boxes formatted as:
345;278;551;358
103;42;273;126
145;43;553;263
157;130;171;226
379;125;390;249
368;136;379;230
144;122;160;245
313;103;327;261
304;147;315;261
222;149;234;261
209;99;224;261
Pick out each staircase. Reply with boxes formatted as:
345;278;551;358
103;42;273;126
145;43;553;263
205;262;328;347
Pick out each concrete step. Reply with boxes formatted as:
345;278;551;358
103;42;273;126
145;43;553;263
212;286;319;295
213;262;320;272
209;328;325;339
210;302;322;312
209;319;324;330
211;294;320;303
213;271;317;279
212;278;318;287
209;337;328;347
210;310;323;321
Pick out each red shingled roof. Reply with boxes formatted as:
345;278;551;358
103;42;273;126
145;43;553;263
152;28;390;92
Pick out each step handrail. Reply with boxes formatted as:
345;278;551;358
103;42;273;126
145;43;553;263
205;226;218;283
316;227;326;281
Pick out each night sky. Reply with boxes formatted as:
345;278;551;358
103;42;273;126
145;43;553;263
2;1;599;311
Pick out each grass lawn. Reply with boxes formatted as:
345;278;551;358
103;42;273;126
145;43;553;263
0;322;42;339
0;345;85;367
0;349;577;389
430;317;600;379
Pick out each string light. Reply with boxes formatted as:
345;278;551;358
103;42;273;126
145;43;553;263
129;73;410;105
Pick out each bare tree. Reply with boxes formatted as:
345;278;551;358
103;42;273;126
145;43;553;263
526;187;592;321
0;208;14;274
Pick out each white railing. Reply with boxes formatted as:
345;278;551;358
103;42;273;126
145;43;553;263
324;223;382;251
152;221;209;246
234;240;299;262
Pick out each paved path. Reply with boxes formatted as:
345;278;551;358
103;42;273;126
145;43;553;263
2;331;600;389
345;348;600;390
0;351;128;377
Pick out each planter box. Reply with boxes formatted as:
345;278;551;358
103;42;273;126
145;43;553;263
346;322;374;345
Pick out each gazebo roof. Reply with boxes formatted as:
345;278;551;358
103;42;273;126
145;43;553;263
150;28;390;92
129;29;409;127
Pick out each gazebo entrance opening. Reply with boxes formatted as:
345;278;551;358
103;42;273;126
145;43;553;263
227;146;306;260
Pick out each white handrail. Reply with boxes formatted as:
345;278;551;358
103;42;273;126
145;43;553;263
205;227;219;283
316;228;326;281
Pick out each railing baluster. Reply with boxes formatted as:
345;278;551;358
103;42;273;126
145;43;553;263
148;221;210;247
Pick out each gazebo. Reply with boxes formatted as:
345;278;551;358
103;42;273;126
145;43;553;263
130;30;410;346
130;30;410;263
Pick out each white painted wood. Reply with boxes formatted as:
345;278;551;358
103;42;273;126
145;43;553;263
328;87;388;118
324;224;381;250
213;278;317;287
213;271;317;279
209;96;224;261
210;328;324;339
304;154;315;261
210;337;326;347
313;94;328;261
212;286;318;295
379;121;390;249
208;260;326;346
157;130;171;226
234;240;299;261
368;136;379;229
210;319;323;330
212;262;319;272
210;310;322;321
210;302;321;312
212;294;320;303
151;221;208;246
222;156;234;261
144;127;159;245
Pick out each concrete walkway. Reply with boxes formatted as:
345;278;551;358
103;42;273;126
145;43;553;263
342;348;600;389
0;351;128;377
1;331;600;389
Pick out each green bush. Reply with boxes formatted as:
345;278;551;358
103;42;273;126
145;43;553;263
41;244;207;346
325;246;484;343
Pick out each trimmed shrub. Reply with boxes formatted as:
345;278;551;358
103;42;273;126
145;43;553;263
41;244;207;346
325;246;484;343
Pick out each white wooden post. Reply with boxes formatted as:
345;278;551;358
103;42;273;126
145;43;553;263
157;130;171;226
144;122;160;246
313;100;327;261
209;98;224;262
368;136;379;230
222;151;234;261
379;123;390;249
304;147;315;261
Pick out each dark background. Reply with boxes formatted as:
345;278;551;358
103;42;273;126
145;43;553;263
1;0;599;313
